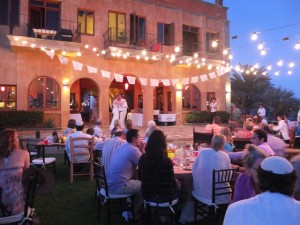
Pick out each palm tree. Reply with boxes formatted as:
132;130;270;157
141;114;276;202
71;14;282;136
231;65;272;114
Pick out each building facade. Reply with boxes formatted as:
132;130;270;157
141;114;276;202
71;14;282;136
0;0;231;127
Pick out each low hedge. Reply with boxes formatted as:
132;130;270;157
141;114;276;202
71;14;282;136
185;110;230;123
0;111;43;128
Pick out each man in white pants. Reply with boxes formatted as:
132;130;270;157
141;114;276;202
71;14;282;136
118;95;128;129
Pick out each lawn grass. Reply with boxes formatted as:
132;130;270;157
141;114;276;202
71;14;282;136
34;155;128;225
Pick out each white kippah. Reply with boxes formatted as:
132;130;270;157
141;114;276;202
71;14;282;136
76;120;84;126
147;120;156;127
261;156;294;175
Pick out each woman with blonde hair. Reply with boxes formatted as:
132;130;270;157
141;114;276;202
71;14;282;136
221;127;235;152
231;144;269;203
0;129;30;217
234;119;254;138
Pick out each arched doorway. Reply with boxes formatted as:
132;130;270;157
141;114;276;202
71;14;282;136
109;75;143;121
182;84;201;110
153;82;175;113
70;78;99;123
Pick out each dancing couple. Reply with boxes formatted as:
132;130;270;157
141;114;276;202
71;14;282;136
109;94;128;130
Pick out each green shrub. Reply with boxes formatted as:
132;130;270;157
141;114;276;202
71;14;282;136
185;110;230;123
0;111;43;128
44;118;55;128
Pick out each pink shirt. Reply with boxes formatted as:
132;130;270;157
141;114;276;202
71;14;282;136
259;143;275;156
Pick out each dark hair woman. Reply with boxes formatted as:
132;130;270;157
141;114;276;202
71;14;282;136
0;129;30;217
138;129;180;203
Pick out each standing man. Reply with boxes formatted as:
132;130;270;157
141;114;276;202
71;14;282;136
257;104;266;118
209;98;218;124
118;95;128;129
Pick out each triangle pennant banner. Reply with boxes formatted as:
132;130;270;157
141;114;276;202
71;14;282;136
139;78;147;86
127;76;136;85
161;79;170;86
42;49;55;60
200;74;208;82
114;73;124;82
171;79;178;86
72;61;83;71
101;70;110;78
208;72;217;79
87;65;98;74
150;79;159;87
58;55;69;64
191;76;199;83
182;78;190;85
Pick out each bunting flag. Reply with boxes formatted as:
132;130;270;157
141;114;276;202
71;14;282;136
87;65;97;74
200;74;208;82
208;72;217;79
182;78;190;85
139;78;147;86
127;76;136;85
58;55;69;64
216;69;224;76
101;70;111;78
72;61;83;71
42;49;55;59
114;73;124;82
150;79;159;87
171;79;179;86
161;79;170;86
191;76;199;83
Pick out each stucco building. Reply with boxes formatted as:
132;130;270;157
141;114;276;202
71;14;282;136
0;0;231;127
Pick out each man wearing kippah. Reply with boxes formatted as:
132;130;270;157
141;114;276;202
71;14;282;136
224;156;300;225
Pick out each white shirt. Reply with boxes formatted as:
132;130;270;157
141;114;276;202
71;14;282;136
192;148;231;205
119;99;128;112
258;142;275;156
257;107;266;117
224;192;300;225
65;131;92;163
93;125;102;137
273;120;290;140
209;101;218;113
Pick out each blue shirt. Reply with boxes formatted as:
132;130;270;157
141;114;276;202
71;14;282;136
106;143;142;192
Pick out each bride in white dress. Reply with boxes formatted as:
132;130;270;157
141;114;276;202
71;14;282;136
109;95;120;130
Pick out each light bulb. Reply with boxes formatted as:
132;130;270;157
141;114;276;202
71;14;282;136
289;62;295;68
84;44;89;49
194;53;199;58
257;43;264;50
174;46;180;53
92;47;97;52
142;50;147;56
277;60;283;66
295;42;300;50
223;49;228;55
76;52;81;56
288;70;292;75
136;55;140;60
262;71;267;75
211;40;218;48
267;65;272;71
101;50;106;54
251;32;258;41
260;49;266;55
228;54;233;60
275;71;279;76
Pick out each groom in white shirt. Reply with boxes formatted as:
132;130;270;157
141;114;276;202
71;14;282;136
118;95;128;129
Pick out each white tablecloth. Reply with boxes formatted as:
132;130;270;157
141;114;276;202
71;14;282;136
70;113;82;122
158;114;176;122
127;113;143;126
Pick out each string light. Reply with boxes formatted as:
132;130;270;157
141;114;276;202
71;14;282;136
277;60;283;66
223;49;229;55
101;50;106;54
84;44;89;49
76;52;81;56
295;42;300;50
174;46;180;53
267;65;272;70
228;54;233;60
260;49;266;55
288;70;292;75
93;47;97;52
289;62;295;68
62;51;66;55
257;43;264;50
211;40;218;48
251;32;258;41
262;71;267;75
136;55;140;60
197;64;201;68
194;53;199;58
275;71;280;76
142;50;147;56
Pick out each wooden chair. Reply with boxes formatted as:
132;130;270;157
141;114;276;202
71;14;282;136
69;136;94;183
94;162;134;225
27;143;56;175
0;167;39;225
140;170;179;225
193;127;213;148
193;168;238;225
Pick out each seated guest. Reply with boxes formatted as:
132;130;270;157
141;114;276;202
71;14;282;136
234;119;254;138
231;144;268;203
123;119;133;135
272;114;290;143
192;134;232;205
0;129;30;217
93;119;102;138
111;119;121;138
138;129;180;203
251;129;275;156
291;155;300;200
144;120;160;143
224;157;300;225
65;120;92;163
261;124;287;156
205;116;223;135
63;119;76;136
221;127;235;152
102;131;126;172
86;127;103;143
107;129;145;218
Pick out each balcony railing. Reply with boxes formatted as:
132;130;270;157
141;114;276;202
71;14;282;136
10;14;81;43
103;27;162;53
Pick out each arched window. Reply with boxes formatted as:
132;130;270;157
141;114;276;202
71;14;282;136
182;84;201;110
28;77;60;110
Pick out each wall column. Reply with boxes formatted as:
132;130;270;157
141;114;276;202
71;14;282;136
142;86;154;126
100;84;110;127
175;89;183;125
61;85;70;128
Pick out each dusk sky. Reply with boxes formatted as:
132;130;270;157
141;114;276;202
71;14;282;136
207;0;300;98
